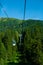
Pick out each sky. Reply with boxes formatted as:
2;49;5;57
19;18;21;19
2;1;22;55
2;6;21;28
0;0;43;20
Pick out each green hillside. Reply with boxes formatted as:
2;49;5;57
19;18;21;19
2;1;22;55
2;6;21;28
0;18;43;32
0;18;43;65
0;18;22;32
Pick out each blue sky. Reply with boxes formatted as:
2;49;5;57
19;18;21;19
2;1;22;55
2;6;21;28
0;0;43;20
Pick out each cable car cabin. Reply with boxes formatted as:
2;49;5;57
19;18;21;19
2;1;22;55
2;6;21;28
12;39;16;46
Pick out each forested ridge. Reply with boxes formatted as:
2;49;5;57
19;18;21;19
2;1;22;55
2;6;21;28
0;18;43;65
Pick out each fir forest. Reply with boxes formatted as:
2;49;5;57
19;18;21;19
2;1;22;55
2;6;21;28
0;0;43;65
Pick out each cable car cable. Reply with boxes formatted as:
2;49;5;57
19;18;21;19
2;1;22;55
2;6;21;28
0;2;9;18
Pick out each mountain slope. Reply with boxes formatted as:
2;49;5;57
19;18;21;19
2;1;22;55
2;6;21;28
0;18;43;32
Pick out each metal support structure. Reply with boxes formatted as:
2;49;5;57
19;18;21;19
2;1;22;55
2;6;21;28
23;0;26;20
19;0;26;45
19;1;26;62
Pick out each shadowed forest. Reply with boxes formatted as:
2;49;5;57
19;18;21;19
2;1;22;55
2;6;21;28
0;18;43;65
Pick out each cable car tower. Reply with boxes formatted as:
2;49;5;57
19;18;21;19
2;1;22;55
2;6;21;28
18;0;26;62
19;0;26;46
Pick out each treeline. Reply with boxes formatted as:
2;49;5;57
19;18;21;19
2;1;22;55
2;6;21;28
0;18;43;65
20;25;43;65
0;29;20;65
0;25;43;65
